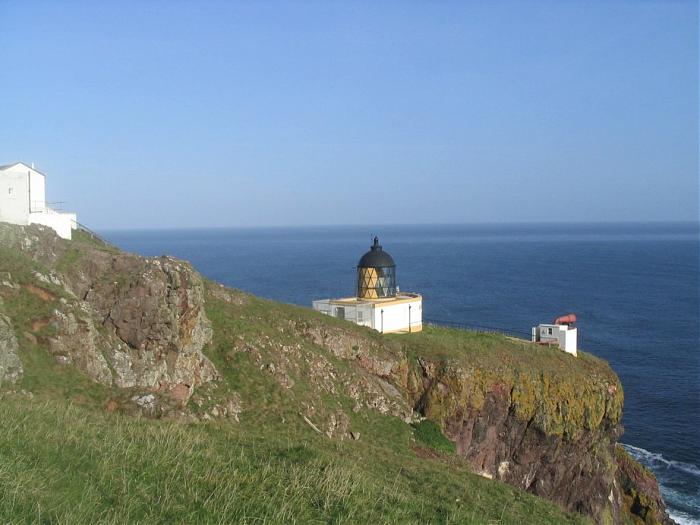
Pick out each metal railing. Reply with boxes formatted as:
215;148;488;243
424;318;531;339
74;221;115;248
312;299;373;328
30;201;68;213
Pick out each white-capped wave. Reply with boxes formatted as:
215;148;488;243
621;443;700;523
668;509;700;525
621;443;700;478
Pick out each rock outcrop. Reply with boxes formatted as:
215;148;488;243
616;445;675;524
0;310;22;385
297;320;413;421
0;223;218;400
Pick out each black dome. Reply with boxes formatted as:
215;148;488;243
357;237;395;268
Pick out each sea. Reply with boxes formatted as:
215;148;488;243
102;222;700;524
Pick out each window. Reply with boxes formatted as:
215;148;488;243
547;328;553;335
357;311;363;321
357;266;397;298
8;187;13;195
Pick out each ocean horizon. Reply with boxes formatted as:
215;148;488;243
103;221;700;523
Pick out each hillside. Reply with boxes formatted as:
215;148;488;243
0;223;672;524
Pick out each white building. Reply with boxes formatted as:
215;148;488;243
532;315;578;355
0;162;77;239
313;237;422;334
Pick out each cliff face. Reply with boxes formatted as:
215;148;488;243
302;320;673;525
394;354;624;522
616;445;674;525
0;223;672;524
382;333;674;525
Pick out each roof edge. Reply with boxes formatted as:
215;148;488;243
0;161;46;175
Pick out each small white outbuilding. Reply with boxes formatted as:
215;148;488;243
0;162;77;240
532;315;578;356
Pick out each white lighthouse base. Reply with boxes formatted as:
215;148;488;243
312;293;422;334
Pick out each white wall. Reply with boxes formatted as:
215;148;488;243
313;296;422;334
561;328;577;355
28;210;75;240
29;170;46;211
312;300;373;328
334;303;373;327
0;163;76;239
372;298;422;333
0;169;30;224
535;324;577;355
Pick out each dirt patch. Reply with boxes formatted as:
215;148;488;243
30;318;51;332
412;445;442;460
24;284;56;302
170;383;192;405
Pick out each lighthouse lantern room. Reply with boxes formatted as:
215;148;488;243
312;237;422;334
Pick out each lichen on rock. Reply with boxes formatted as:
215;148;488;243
382;330;634;523
615;445;674;524
0;311;23;385
0;223;219;401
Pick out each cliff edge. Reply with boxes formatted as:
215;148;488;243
0;223;672;524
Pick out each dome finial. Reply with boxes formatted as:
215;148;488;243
358;237;394;268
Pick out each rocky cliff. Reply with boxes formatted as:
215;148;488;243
304;320;673;524
0;223;673;524
0;223;217;401
398;355;624;521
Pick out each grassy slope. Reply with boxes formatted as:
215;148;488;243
0;396;587;524
0;228;589;524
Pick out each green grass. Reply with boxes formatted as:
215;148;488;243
0;396;588;524
50;228;118;274
388;325;615;379
15;339;112;405
55;245;82;273
71;228;120;252
412;420;457;454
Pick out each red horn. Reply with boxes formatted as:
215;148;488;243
554;314;577;325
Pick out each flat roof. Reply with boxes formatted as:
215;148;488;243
327;292;421;307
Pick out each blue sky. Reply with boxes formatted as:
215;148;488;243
0;1;697;229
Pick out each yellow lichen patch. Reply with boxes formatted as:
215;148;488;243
511;371;538;422
400;326;624;436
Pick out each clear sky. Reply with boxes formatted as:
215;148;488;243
1;1;697;229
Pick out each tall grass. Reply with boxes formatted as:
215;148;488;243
0;397;588;524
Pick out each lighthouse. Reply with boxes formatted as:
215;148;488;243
312;237;422;333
